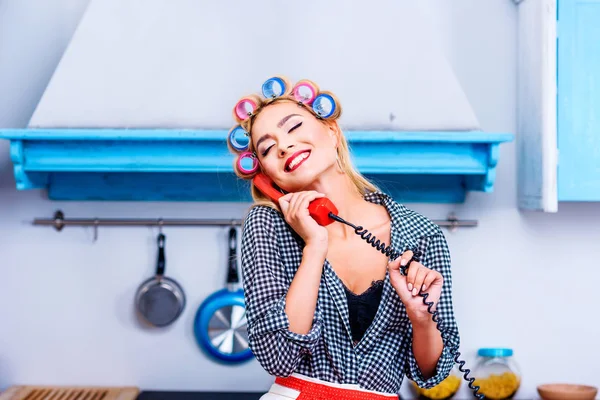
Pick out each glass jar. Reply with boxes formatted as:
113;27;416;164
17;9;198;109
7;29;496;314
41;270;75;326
411;364;462;400
471;348;521;400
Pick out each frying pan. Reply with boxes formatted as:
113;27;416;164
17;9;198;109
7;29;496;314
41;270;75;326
135;232;186;327
194;226;253;364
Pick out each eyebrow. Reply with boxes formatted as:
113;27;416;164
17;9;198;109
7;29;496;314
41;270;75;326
256;133;273;149
256;114;302;149
277;113;301;128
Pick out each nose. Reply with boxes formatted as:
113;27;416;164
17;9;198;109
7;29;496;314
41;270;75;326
278;142;294;157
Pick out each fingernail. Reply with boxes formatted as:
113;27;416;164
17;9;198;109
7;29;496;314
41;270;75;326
407;283;413;291
412;288;418;296
422;284;427;291
401;258;407;266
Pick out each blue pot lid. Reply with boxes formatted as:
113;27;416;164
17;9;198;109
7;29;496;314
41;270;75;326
478;348;513;357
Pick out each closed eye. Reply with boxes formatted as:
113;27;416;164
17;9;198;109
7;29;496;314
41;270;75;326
289;122;302;133
261;145;273;157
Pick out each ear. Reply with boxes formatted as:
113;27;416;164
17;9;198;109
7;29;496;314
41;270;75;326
325;120;341;148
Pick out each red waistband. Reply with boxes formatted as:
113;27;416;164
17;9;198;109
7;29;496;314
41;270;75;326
275;376;396;400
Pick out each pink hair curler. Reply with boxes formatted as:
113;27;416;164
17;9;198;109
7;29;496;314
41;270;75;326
292;81;318;105
236;151;259;174
233;96;259;122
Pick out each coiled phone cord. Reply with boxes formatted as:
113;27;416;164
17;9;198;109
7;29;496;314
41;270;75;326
328;213;485;399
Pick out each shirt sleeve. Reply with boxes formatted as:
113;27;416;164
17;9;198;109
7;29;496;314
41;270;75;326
240;206;323;377
404;231;460;389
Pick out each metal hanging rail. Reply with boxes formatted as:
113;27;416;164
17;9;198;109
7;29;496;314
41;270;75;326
34;211;243;230
33;210;478;237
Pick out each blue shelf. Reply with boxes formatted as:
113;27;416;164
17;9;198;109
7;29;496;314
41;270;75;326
0;129;513;203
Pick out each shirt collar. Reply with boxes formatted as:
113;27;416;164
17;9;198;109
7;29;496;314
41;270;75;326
363;190;419;254
363;190;401;224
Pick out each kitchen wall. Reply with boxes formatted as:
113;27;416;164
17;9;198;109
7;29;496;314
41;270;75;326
1;1;599;399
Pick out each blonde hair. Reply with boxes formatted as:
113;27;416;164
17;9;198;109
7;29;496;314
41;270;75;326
227;78;380;213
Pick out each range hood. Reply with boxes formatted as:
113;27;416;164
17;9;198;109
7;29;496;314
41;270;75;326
0;0;512;203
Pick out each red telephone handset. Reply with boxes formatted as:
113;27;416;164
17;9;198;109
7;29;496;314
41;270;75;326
253;173;338;226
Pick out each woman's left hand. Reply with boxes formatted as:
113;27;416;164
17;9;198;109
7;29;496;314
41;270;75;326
388;250;444;324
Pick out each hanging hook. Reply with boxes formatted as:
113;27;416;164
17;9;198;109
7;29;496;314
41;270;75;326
228;219;237;254
157;218;164;234
53;210;65;232
92;218;99;242
447;213;459;233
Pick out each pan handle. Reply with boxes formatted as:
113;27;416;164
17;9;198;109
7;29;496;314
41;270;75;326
156;233;166;276
227;227;239;285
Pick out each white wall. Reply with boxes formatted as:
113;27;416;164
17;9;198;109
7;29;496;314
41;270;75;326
1;1;599;399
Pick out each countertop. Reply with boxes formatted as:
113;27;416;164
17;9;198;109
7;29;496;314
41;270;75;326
137;391;263;400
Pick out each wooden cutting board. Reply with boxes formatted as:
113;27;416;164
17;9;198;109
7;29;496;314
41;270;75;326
0;385;139;400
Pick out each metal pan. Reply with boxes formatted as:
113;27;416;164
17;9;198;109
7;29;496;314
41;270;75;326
194;226;253;364
135;232;186;327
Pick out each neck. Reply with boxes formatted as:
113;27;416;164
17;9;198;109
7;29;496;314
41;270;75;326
307;169;368;240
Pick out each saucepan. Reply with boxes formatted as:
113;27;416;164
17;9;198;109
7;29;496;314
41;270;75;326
135;232;186;327
194;226;253;364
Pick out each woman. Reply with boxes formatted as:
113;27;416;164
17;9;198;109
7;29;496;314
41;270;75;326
228;76;460;399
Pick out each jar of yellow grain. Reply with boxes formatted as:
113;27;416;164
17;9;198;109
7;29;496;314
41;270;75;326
471;348;521;399
411;365;462;400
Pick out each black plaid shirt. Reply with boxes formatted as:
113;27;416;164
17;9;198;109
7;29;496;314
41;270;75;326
240;191;459;394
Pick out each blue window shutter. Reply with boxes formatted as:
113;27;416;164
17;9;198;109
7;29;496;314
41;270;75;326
558;0;600;201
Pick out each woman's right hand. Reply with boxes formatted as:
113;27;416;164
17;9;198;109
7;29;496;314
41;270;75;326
278;191;329;251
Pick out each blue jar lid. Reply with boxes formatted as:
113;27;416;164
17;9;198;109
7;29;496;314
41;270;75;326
478;348;513;357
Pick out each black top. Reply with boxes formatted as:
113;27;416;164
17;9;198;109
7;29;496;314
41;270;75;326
344;279;385;344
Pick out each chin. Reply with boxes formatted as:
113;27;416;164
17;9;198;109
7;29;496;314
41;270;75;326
282;178;315;193
283;168;335;192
